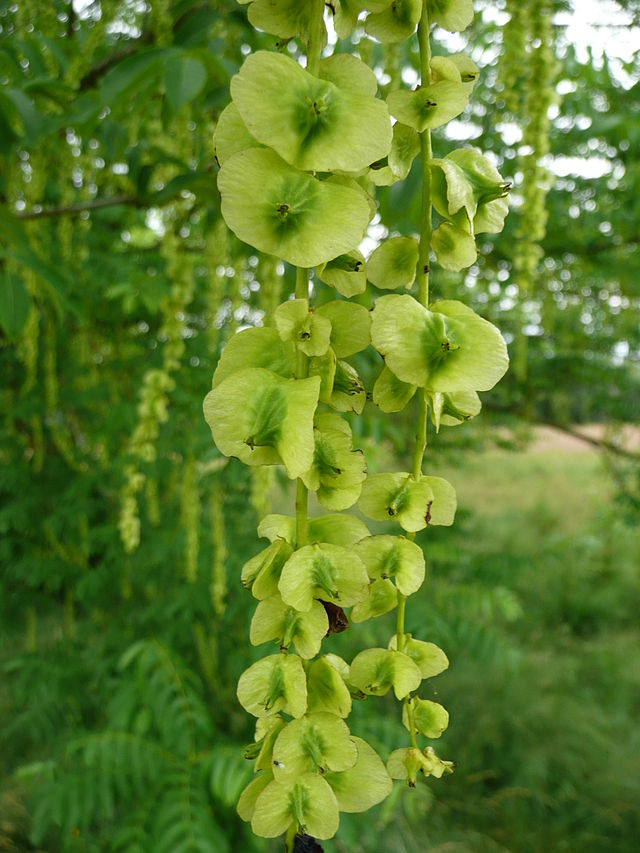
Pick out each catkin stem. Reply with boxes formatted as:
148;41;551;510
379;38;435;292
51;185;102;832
398;0;433;751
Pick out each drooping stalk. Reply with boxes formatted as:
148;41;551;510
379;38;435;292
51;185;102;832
398;0;433;750
294;267;310;551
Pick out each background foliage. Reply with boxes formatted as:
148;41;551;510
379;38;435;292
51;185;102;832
0;0;638;851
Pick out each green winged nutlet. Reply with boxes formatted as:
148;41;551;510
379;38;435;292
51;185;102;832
210;326;296;388
350;578;398;623
369;121;421;187
217;148;371;267
250;772;339;840
370;295;508;393
240;0;316;41
430;147;511;236
427;0;474;32
241;539;293;600
358;472;435;533
230;51;392;173
315;301;371;358
213;102;260;166
324;737;393;813
372;365;417;413
387;745;454;786
203;367;320;479
349;647;422;700
366;236;419;290
278;542;369;613
302;412;367;511
306;655;352;718
237;652;307;719
402;697;450;738
387;80;469;133
257;511;369;549
275;298;332;358
365;0;422;43
315;250;367;298
354;534;425;596
271;712;358;781
388;633;449;678
250;595;329;659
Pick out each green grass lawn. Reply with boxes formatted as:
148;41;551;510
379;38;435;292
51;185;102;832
318;436;640;853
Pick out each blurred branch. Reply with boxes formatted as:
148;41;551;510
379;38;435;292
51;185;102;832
13;196;137;219
488;403;640;461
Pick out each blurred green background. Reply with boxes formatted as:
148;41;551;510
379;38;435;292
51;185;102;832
1;1;639;851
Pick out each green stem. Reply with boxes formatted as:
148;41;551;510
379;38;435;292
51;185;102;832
285;822;297;853
293;268;309;551
399;0;434;754
396;592;406;652
295;478;308;549
295;266;308;300
411;3;433;482
306;0;326;77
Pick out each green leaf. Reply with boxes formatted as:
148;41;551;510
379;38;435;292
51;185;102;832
250;595;329;659
372;365;417;413
366;236;419;290
230;51;391;172
211;327;296;388
349;648;422;700
203;368;320;479
0;273;31;339
370;294;509;392
350;578;398;623
218;148;371;267
252;773;339;840
164;54;207;112
307;656;352;718
325;737;392;813
403;698;449;738
358;472;435;533
272;713;357;781
388;634;449;678
315;301;371;358
432;221;477;271
354;535;425;596
278;542;369;613
237;653;307;719
100;47;169;105
275;298;332;357
315;250;367;298
387;81;469;132
365;0;422;43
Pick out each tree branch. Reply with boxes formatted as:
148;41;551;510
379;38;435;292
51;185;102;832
487;402;640;461
14;196;138;220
